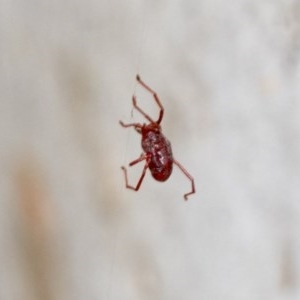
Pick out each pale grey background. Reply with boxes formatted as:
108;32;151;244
0;0;300;300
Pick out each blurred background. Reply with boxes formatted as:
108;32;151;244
1;0;300;299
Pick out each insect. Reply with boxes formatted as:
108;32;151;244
119;75;195;200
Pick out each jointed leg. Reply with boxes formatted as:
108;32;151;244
121;155;149;191
173;159;195;200
131;95;155;124
135;74;164;124
119;120;142;128
119;120;143;134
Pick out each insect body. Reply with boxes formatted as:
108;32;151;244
120;75;195;200
142;125;173;181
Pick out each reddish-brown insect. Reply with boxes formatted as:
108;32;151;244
120;75;195;200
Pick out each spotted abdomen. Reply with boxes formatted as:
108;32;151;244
142;130;173;181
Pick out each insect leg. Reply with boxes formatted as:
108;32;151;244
131;95;155;123
121;155;149;191
173;159;195;200
119;120;142;128
136;74;164;124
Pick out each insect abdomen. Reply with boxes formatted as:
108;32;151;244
142;131;173;182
